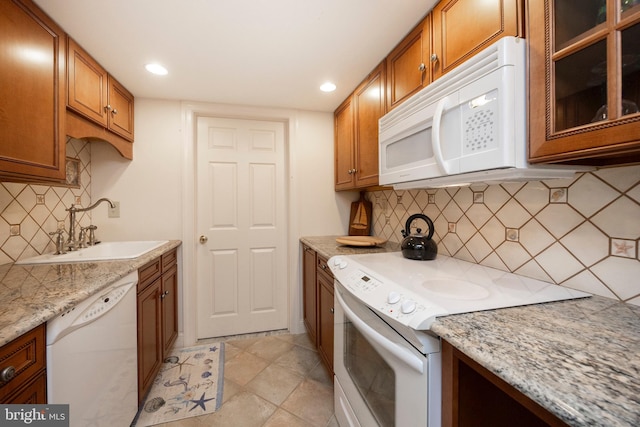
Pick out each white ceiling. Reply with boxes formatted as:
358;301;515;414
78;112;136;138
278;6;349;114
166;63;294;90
34;0;437;112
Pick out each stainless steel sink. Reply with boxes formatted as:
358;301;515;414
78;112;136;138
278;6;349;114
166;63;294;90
15;241;169;265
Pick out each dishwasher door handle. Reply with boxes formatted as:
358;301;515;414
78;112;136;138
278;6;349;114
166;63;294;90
46;271;139;346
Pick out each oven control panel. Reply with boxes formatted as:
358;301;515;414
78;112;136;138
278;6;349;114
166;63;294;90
329;256;448;330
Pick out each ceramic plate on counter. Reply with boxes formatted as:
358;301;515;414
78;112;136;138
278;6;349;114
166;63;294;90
336;236;388;247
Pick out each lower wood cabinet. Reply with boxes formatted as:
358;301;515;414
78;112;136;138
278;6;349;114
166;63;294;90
302;245;318;344
301;244;335;376
137;247;179;404
441;340;568;427
317;265;334;374
0;324;47;404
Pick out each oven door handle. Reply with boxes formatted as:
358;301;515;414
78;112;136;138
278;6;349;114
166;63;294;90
336;289;424;374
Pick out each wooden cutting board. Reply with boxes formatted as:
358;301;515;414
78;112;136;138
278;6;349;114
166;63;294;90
336;236;387;247
348;192;372;236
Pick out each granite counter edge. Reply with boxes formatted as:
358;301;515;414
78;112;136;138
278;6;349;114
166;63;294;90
0;240;182;347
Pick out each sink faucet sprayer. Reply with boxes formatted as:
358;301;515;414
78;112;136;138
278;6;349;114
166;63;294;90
65;198;115;251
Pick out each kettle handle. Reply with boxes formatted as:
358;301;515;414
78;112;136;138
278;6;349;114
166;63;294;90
404;213;435;240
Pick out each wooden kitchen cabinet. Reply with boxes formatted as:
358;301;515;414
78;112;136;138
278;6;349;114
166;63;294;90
317;256;334;374
441;340;568;427
66;37;135;159
302;245;318;344
0;324;47;404
67;37;109;129
386;14;432;111
137;247;178;404
301;245;335;376
161;250;178;356
528;0;640;165
0;0;66;183
137;273;162;404
334;61;386;191
431;0;523;79
334;97;355;190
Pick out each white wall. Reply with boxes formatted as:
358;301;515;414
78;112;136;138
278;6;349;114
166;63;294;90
91;98;353;343
293;110;358;235
91;99;183;240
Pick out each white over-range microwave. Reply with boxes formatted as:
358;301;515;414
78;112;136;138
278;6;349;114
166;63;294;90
378;36;589;189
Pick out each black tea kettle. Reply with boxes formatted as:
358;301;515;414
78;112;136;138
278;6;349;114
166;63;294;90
401;213;438;260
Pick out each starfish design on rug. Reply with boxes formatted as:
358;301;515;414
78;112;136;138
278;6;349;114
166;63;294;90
164;355;195;375
189;392;215;412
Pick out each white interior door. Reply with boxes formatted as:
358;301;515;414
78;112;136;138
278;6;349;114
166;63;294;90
196;116;288;339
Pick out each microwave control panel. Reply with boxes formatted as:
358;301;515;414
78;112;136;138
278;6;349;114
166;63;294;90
462;89;499;155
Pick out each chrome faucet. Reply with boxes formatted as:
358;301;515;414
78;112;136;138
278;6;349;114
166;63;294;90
65;198;115;250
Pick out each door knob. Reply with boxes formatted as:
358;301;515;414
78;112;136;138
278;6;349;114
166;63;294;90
199;235;208;244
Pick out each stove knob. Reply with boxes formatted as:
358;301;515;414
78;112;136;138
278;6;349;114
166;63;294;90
387;291;401;304
333;257;348;269
401;299;417;314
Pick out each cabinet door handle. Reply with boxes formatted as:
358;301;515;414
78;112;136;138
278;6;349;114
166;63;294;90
330;308;335;314
199;235;208;244
104;104;112;112
1;366;16;382
419;63;426;72
430;54;439;63
112;109;118;115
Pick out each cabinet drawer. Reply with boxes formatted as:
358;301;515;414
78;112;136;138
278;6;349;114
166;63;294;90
161;248;178;272
317;255;334;281
0;324;46;402
4;371;46;404
138;257;162;292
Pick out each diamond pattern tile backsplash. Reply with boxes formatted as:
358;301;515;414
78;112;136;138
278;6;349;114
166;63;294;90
368;165;640;306
0;138;92;265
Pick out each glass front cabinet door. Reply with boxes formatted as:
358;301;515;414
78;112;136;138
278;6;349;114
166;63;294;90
528;0;640;164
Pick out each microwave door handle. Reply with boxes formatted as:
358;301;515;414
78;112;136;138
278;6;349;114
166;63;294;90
432;97;451;175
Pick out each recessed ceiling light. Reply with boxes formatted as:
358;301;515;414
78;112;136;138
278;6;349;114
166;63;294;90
145;63;168;75
320;82;336;92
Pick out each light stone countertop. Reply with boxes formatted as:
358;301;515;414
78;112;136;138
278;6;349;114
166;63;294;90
300;235;400;259
0;240;181;347
301;236;640;427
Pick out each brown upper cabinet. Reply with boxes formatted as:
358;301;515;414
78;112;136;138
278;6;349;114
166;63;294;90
66;37;134;158
335;61;386;191
0;0;66;183
386;15;432;111
335;0;523;190
528;0;640;165
431;0;523;79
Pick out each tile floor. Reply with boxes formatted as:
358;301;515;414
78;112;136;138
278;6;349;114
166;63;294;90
156;332;337;427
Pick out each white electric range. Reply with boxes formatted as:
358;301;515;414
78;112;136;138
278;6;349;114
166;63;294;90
329;251;590;427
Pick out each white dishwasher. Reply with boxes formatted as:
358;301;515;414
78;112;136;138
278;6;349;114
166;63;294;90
47;271;138;427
